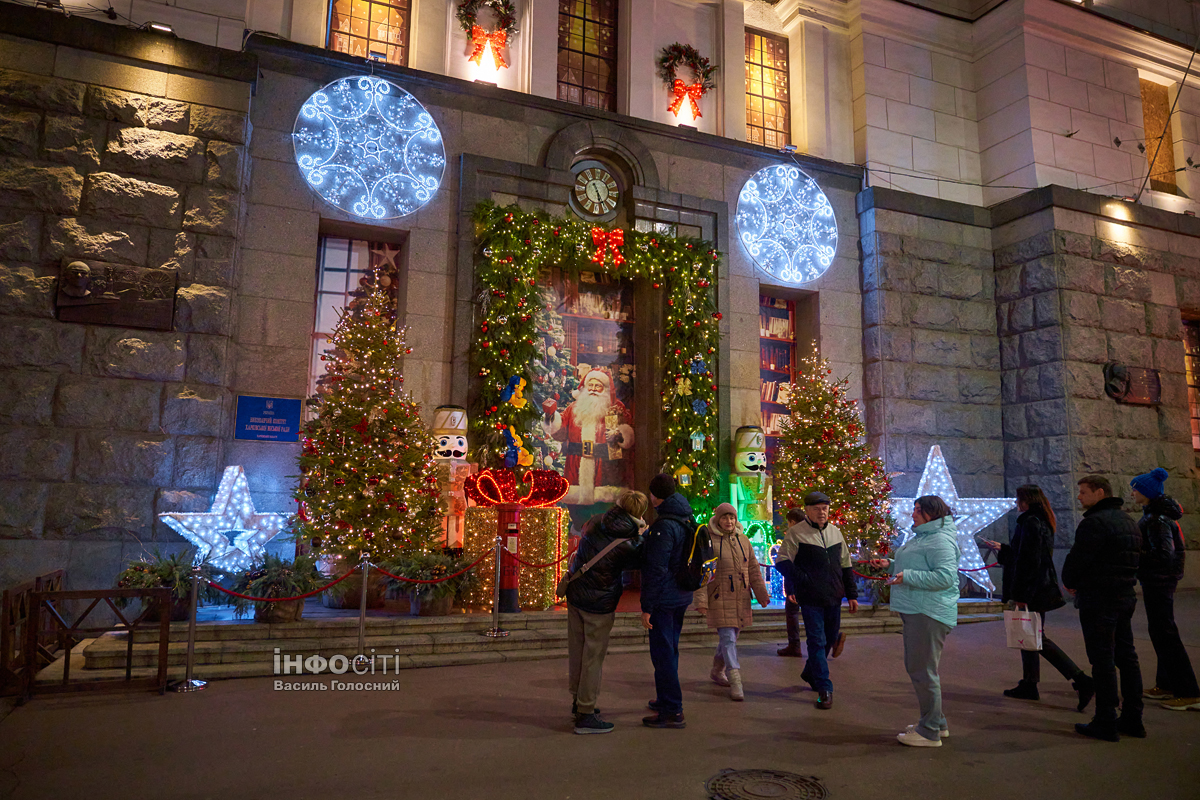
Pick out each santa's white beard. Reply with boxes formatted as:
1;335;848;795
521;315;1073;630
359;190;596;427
573;392;607;428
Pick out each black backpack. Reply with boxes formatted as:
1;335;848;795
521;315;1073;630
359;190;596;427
658;512;716;592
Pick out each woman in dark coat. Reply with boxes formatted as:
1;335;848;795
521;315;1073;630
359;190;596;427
982;484;1094;710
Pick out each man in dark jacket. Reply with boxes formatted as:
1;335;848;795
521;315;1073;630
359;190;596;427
1062;475;1144;741
775;492;858;709
640;473;696;729
1129;467;1199;710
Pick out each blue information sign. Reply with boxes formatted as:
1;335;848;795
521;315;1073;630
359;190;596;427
234;395;302;442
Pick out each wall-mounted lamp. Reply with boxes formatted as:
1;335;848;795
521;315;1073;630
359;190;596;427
143;21;175;35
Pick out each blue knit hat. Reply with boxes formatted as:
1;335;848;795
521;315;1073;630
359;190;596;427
1130;467;1168;500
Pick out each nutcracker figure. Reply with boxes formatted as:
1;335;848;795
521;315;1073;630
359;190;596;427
433;405;473;547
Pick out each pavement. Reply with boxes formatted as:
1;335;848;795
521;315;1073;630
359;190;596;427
2;591;1198;800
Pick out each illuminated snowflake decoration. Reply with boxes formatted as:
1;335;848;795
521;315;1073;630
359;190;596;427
890;446;1016;592
736;164;838;284
293;75;445;219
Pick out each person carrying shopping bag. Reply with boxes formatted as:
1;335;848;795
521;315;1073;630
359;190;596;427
693;503;771;701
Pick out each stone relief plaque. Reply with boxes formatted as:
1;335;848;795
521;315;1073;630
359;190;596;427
1103;362;1161;406
55;258;177;331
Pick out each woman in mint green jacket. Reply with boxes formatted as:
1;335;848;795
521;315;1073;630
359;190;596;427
872;495;962;747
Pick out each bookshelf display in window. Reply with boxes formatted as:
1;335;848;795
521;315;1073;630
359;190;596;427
759;295;796;465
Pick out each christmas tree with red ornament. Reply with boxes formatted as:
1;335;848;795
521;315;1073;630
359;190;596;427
294;285;444;560
773;352;899;564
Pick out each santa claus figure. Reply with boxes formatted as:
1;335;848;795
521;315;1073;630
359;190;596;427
542;368;634;505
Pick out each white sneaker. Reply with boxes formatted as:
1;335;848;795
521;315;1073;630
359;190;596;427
903;724;949;739
897;727;943;747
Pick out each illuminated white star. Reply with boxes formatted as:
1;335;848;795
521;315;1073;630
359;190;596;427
890;445;1014;592
159;466;287;571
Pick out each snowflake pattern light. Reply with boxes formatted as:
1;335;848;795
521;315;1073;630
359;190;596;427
889;445;1015;592
293;75;445;219
159;466;287;571
736;164;838;284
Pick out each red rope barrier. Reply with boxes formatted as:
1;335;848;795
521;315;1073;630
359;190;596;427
500;547;572;570
369;550;490;584
206;567;360;603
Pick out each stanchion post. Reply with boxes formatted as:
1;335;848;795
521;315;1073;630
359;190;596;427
354;553;370;669
170;566;207;693
483;534;509;638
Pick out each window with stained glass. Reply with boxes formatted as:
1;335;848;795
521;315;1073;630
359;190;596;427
1183;319;1200;449
327;0;411;66
745;29;791;148
557;0;618;111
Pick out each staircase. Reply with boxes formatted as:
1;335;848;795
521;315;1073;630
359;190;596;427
66;599;1004;683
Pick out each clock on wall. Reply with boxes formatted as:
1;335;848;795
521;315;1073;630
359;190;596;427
570;161;620;220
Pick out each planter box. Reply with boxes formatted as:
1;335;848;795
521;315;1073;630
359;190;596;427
409;595;453;616
254;598;304;623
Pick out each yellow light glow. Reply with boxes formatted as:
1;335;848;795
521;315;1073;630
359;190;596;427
468;41;503;84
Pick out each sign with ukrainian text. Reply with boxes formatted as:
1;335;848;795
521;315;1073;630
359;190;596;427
235;396;302;442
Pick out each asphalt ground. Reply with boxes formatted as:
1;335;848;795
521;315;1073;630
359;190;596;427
1;591;1197;800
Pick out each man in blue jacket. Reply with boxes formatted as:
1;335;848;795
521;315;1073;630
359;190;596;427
641;473;695;728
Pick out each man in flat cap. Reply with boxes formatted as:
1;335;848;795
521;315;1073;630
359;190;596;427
775;491;858;709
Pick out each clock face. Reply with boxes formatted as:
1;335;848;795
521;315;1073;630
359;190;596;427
573;167;619;217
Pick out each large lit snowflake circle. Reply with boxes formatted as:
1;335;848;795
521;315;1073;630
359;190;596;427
735;164;838;284
293;75;445;219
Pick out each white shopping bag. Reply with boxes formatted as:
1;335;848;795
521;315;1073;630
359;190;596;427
1004;609;1043;651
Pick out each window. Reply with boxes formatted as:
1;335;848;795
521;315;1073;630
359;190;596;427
745;29;791;148
759;294;795;467
327;0;411;66
1183;319;1200;450
557;0;618;111
1140;79;1177;194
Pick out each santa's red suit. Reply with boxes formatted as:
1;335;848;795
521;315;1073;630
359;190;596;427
543;369;634;505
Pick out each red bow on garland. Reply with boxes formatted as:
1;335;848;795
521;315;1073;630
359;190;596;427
591;227;625;267
469;25;509;70
465;468;568;508
668;78;705;119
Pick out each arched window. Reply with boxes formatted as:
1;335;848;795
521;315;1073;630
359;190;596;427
327;0;411;66
557;0;618;111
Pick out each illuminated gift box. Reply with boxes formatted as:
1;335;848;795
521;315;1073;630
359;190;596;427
461;506;571;611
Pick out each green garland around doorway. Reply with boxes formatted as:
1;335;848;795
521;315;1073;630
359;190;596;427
469;201;722;505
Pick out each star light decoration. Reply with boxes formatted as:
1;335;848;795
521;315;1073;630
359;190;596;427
735;164;837;284
889;445;1015;592
159;466;288;571
292;75;445;220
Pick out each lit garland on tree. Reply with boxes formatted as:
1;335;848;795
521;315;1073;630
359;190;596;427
773;352;899;567
470;202;722;506
294;286;444;560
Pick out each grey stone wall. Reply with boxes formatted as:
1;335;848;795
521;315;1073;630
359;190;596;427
0;27;253;592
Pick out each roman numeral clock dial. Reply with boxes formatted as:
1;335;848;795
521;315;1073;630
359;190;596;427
572;166;620;219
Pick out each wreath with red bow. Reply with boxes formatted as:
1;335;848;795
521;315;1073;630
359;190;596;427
456;0;518;69
657;43;718;118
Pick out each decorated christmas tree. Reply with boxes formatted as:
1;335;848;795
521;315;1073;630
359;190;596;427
773;352;899;562
295;287;444;561
525;286;577;471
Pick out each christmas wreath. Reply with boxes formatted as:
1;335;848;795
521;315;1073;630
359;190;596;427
657;43;718;118
456;1;518;70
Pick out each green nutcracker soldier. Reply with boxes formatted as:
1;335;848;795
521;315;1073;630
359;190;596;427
731;425;773;543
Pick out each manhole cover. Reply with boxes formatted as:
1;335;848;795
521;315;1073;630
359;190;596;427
706;769;828;800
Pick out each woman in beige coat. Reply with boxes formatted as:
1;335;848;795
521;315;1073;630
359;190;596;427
694;503;771;700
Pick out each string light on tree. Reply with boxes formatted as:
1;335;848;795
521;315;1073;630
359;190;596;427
890;445;1016;592
736;164;838;284
159;466;287;571
292;75;445;219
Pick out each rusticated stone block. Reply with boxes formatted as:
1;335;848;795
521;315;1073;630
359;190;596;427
1044;436;1072;473
1176;276;1200;311
84;328;185;381
0;214;40;260
911;260;940;295
0;265;55;318
172;436;220;488
0;481;46;538
1107;332;1152;365
85;87;189;133
194;257;234;287
1106;264;1152;301
971;336;1001;370
1033;292;1060;327
885;401;937;434
1021;256;1061;293
1028;398;1069;436
75;432;174;486
902;237;958;265
939;265;984;301
1008;439;1044;473
1065;361;1105;399
1019;327;1061;366
1068;398;1116;437
0;428;73;481
0;317;83;370
935;438;1004;475
1147;304;1182;339
906;364;958;402
935;406;999;438
1062;290;1100;326
1154;337;1186;373
864;326;912;362
44;483;155;539
0;69;85;114
1017;366;1044;402
1159;412;1192;446
1001;370;1018;404
147;229;194;277
995;265;1021;303
196;234;236;260
863;290;902;328
995;231;1053;268
912;329;973;367
905;295;958;329
1058;255;1105;293
54;375;161;431
174;284;231;335
188;106;248;144
205;141;242;189
1055;230;1094;258
43;114;105;170
1096;238;1161;270
231;343;307;397
82;172;181;228
161;383;226;436
183;186;237;236
0;106;40;158
1001;298;1032;335
958;300;997;334
1110;438;1153;474
1098;297;1147;334
1000;336;1019;371
1063;326;1107;364
1073;436;1112;473
1002;406;1027;438
0;159;81;214
184;333;229;385
1116;405;1158;440
0;369;56;425
46;216;148;265
1162;251;1200;280
959;369;1001;404
1160;372;1188;407
104;125;204;183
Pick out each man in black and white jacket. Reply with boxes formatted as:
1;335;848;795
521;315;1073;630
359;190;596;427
775;491;858;710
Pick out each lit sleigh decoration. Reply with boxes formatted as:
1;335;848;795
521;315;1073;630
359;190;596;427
292;75;446;219
736;164;838;284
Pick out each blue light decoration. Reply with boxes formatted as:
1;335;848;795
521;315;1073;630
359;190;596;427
735;164;838;284
292;75;445;219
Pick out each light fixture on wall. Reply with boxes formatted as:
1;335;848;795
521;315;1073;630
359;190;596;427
142;21;175;35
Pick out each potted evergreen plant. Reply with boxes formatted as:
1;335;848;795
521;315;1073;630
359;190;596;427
115;550;219;621
382;551;476;616
229;552;324;623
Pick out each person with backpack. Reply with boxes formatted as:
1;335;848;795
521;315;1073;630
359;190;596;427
564;490;648;734
640;473;698;729
693;503;771;701
775;492;858;710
